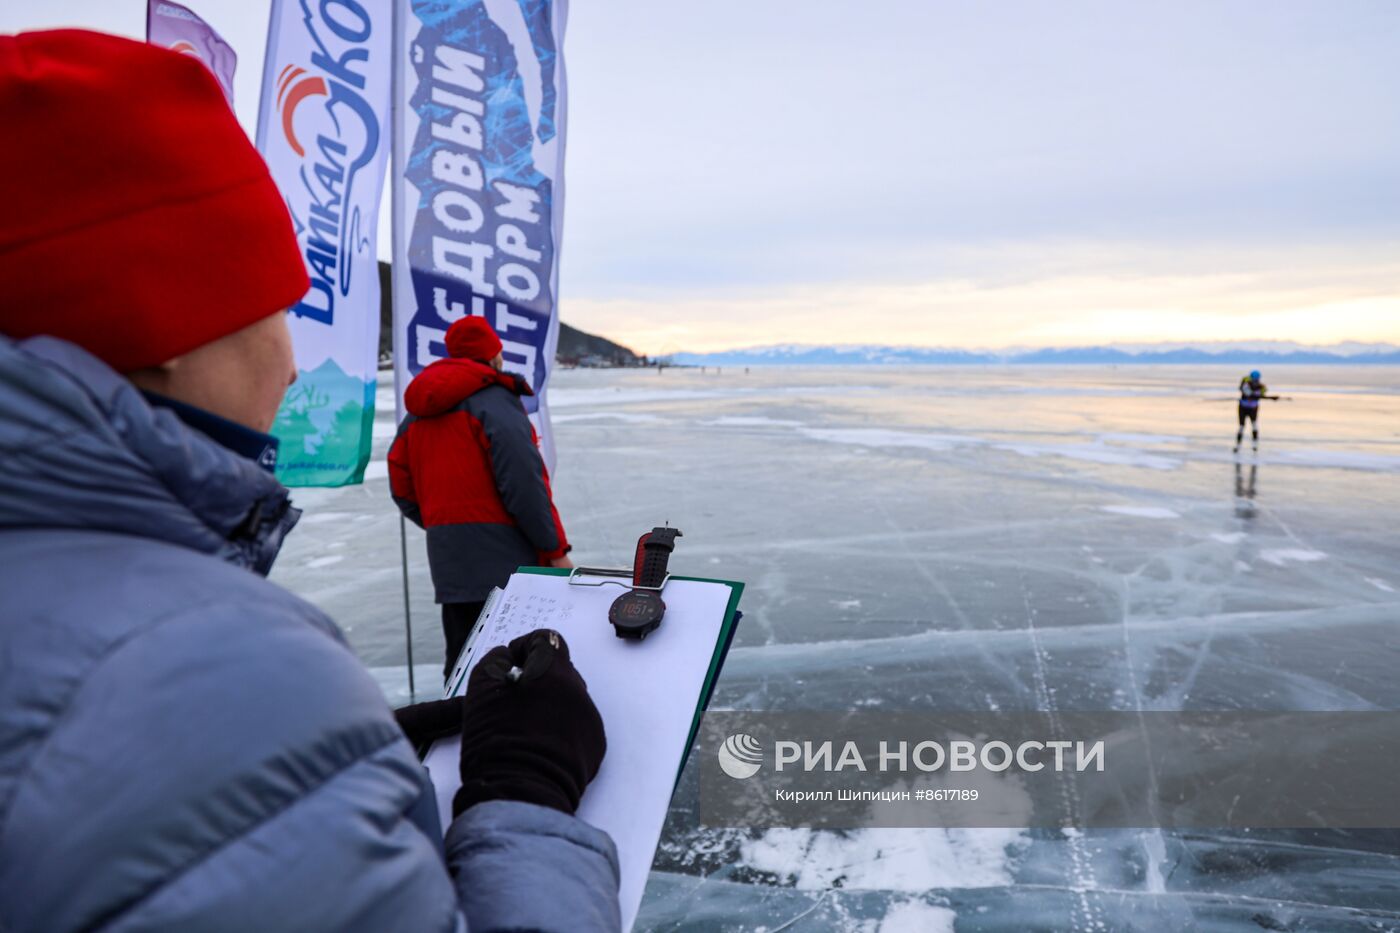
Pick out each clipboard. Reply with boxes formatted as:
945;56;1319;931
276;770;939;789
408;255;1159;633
425;565;744;930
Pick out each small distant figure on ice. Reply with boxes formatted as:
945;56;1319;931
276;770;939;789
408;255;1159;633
1234;370;1280;453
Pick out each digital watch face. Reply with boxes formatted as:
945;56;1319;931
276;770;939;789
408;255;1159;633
609;590;666;640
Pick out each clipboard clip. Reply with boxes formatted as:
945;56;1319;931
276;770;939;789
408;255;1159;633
567;566;671;593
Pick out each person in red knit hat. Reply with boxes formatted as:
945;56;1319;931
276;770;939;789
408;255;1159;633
390;315;575;681
0;30;617;933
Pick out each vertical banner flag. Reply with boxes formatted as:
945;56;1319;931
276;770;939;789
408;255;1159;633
146;0;237;103
256;0;393;486
391;0;568;470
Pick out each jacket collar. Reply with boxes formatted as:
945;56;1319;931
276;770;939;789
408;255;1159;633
0;336;299;576
142;390;281;474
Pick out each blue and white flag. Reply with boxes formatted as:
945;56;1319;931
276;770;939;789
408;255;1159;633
255;0;393;486
391;0;568;469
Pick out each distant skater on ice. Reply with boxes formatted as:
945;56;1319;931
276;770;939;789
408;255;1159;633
1233;370;1280;453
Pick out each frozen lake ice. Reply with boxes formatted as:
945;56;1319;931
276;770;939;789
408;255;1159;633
271;364;1400;932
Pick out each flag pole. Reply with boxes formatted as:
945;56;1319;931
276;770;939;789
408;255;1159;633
399;514;415;699
390;4;414;701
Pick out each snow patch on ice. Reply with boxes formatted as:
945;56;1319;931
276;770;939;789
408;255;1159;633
1366;577;1396;593
1211;532;1246;544
876;900;957;932
739;826;1025;892
779;420;1392;476
1098;433;1187;445
833;599;863;610
553;412;662;424
362;460;388;481
1000;442;1179;470
703;416;804;427
1268;448;1400;473
549;387;730;408
1101;505;1181;520
371;419;398;440
305;555;344;569
288;487;339;508
797;425;1184;470
1260;548;1327;566
299;511;355;525
799;428;980;451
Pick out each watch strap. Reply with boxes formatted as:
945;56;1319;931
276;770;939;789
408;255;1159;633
633;527;681;588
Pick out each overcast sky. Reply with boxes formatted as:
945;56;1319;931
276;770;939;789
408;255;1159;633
6;1;1398;353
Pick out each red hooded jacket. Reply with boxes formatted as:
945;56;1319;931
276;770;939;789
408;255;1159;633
389;358;569;603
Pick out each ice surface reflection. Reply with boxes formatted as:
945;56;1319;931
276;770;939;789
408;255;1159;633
272;365;1400;931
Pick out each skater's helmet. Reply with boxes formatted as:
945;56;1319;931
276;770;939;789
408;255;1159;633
1249;370;1261;382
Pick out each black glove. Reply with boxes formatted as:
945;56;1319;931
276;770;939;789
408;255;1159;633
393;697;465;753
454;629;606;817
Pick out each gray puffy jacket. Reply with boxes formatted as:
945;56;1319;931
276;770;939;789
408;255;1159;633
0;336;620;932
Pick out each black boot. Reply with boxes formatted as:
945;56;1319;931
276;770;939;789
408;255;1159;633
441;600;487;683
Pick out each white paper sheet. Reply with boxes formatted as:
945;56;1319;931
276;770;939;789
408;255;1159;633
424;571;736;930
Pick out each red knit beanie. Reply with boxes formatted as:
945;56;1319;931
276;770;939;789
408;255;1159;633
445;316;504;362
0;30;309;372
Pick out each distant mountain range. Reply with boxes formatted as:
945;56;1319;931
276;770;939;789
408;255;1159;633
367;266;1393;367
669;342;1400;366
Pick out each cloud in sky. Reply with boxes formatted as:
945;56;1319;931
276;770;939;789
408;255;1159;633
568;245;1400;355
6;1;1399;352
560;0;1400;351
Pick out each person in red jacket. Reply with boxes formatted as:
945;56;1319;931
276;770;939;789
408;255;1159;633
390;317;573;679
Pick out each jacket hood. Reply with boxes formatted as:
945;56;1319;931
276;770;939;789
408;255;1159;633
0;335;299;575
404;357;532;418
